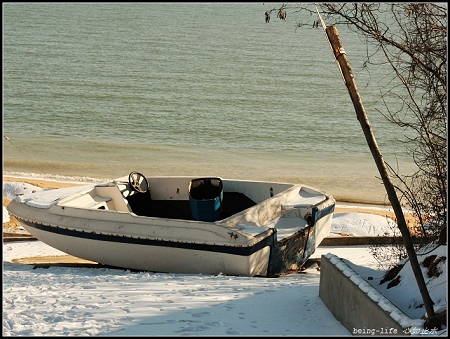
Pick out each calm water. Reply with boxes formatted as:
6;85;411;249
3;3;416;204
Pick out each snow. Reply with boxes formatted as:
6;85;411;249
3;182;46;224
330;212;400;237
3;206;9;223
3;180;447;336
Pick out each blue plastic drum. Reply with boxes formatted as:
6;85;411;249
188;178;223;222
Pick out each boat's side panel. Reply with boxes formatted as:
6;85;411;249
297;197;335;264
18;223;271;276
313;207;334;247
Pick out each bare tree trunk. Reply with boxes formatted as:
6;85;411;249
324;25;439;329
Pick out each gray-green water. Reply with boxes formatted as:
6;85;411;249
3;3;416;204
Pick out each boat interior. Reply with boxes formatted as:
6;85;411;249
66;175;259;221
61;172;329;227
119;174;261;220
126;190;256;220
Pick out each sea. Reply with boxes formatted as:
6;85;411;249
3;3;417;205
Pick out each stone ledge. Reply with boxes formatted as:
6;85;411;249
319;253;423;335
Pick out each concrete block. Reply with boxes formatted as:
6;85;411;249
319;254;423;335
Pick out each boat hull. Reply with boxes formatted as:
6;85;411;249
7;175;335;277
18;219;273;276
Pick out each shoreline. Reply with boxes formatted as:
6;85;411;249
3;176;88;189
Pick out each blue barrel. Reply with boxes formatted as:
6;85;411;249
188;178;223;222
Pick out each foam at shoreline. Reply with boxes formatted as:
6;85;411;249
3;171;111;185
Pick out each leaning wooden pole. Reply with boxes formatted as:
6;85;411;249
324;25;439;329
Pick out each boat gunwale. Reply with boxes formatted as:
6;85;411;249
9;176;335;245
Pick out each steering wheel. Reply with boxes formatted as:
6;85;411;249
128;171;149;193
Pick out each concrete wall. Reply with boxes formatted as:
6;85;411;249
319;254;423;336
319;236;405;246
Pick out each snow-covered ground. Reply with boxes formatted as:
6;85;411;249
3;180;447;336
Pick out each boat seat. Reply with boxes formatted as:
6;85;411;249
281;188;326;210
94;186;133;213
66;195;112;209
90;197;112;210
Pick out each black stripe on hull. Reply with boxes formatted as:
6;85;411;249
19;219;276;257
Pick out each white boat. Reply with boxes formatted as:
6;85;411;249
7;172;335;277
